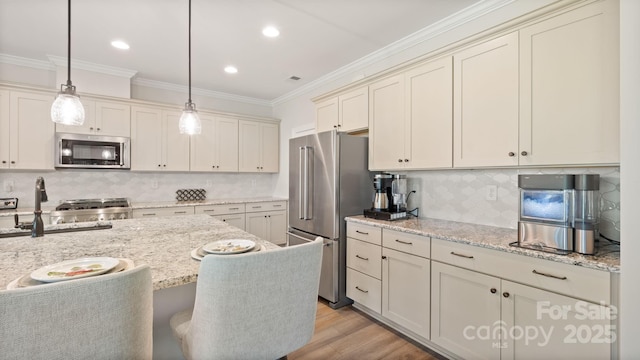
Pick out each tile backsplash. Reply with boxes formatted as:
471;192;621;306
404;167;620;242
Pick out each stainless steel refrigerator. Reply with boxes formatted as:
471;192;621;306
287;130;371;309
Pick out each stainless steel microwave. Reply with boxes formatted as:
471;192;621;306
55;133;130;169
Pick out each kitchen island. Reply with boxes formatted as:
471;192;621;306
0;214;279;290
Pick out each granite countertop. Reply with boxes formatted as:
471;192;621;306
0;214;279;290
346;215;620;273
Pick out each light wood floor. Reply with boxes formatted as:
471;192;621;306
288;299;446;360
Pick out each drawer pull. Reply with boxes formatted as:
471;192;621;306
174;211;187;214
503;292;510;298
490;288;497;294
229;207;240;210
273;204;282;207
355;254;369;261
395;239;413;245
142;213;156;216
203;209;215;212
355;286;369;294
532;270;567;280
355;230;369;235
450;251;474;259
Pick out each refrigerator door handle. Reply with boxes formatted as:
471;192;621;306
298;146;305;220
306;146;314;220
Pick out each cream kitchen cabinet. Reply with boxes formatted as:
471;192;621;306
132;206;195;218
431;239;613;360
131;106;190;171
316;86;368;133
346;223;382;313
0;91;55;170
238;120;279;173
453;32;519;168
195;203;246;230
55;99;130;137
244;201;287;245
191;114;238;172
518;0;619;166
369;56;453;170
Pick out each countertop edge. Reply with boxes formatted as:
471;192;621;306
345;216;620;274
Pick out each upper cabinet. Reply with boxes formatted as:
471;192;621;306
518;0;619;166
453;32;519;168
238;120;279;173
191;114;238;172
315;86;368;133
130;106;190;171
0;91;55;170
55;99;130;137
369;56;453;170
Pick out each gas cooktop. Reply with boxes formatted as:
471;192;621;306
50;198;132;224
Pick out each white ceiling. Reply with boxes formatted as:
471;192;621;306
0;0;479;101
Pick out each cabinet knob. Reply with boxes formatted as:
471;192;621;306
96;128;101;131
260;166;263;170
337;124;341;127
398;159;403;163
521;151;528;156
508;152;515;157
90;127;94;131
382;255;387;260
503;292;510;298
1;160;6;164
10;161;15;164
158;164;161;167
333;125;337;128
163;164;166;167
490;288;497;294
216;165;219;169
404;159;409;162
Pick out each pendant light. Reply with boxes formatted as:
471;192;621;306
51;0;85;126
179;0;202;135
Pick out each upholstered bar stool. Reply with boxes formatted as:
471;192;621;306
0;264;153;360
170;238;323;360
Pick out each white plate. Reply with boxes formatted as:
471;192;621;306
202;239;256;255
30;257;119;283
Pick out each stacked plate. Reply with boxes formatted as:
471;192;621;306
191;239;260;261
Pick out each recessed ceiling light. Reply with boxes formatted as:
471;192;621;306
262;26;280;38
224;66;238;74
111;40;130;50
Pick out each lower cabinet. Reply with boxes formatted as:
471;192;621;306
245;210;286;245
211;214;246;230
195;204;246;230
431;261;613;360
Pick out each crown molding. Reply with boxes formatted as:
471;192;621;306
46;55;138;78
271;0;516;106
132;77;272;107
0;53;55;71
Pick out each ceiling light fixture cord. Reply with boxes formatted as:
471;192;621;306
188;0;192;103
66;0;71;86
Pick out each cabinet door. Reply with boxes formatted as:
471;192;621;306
431;261;501;360
190;114;216;171
339;87;368;132
316;97;338;133
266;210;286;245
131;106;163;171
163;111;190;172
406;57;453;169
95;101;130;137
238;120;261;172
55;99;96;135
453;32;519;168
501;280;612;360
260;122;279;172
132;206;194;218
212;214;246;230
0;90;10;168
382;247;430;339
245;211;268;240
369;75;405;170
9;91;55;170
519;1;619;166
215;116;239;172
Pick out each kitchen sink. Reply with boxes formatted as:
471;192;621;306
0;224;113;238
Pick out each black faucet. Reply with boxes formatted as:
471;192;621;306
32;176;48;237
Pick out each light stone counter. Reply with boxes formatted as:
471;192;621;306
0;214;279;290
346;215;620;273
131;197;288;210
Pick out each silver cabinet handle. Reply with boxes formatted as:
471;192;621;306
229;207;240;210
355;230;369;235
532;270;567;280
203;209;215;213
174;211;187;214
395;239;412;245
450;251;474;259
355;254;369;261
273;204;282;207
142;213;156;216
355;286;368;294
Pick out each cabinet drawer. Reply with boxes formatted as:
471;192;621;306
346;268;381;314
245;201;287;212
347;222;381;245
195;203;245;215
132;207;195;218
382;229;430;258
347;238;382;279
431;238;611;304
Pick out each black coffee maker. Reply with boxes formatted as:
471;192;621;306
364;173;408;221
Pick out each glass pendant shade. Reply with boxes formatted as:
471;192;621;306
179;101;202;135
51;85;85;126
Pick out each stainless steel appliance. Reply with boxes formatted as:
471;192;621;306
49;198;132;224
55;133;130;169
364;173;408;221
517;174;600;255
287;130;371;309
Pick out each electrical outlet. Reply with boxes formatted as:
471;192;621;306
3;180;14;192
485;185;497;201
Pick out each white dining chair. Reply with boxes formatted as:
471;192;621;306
0;264;153;360
170;237;324;360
